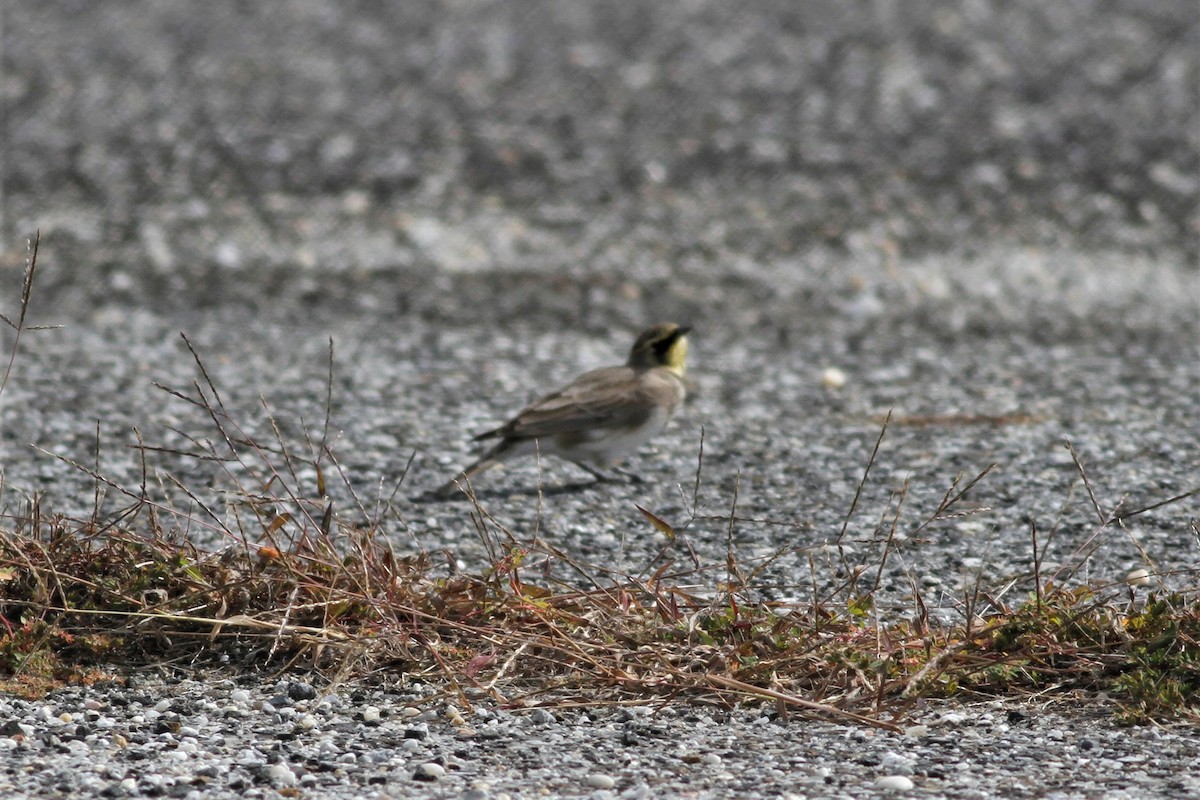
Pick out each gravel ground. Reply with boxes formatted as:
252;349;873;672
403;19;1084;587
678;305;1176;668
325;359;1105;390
2;1;1199;797
3;674;1200;800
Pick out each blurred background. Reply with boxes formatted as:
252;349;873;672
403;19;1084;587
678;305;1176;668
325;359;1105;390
2;0;1195;319
1;0;1197;599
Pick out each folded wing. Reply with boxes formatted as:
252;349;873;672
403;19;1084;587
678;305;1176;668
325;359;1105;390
475;366;680;442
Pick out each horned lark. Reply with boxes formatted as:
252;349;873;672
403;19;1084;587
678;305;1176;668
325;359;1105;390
435;323;691;498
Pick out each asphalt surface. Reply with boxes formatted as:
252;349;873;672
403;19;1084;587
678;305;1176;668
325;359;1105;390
1;2;1198;798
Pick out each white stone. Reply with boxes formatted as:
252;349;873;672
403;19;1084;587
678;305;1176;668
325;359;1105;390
1126;568;1151;586
586;774;616;789
877;775;915;791
821;366;848;389
267;763;297;787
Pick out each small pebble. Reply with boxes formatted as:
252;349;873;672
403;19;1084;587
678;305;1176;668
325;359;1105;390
362;706;381;723
880;752;915;775
414;762;446;781
236;749;265;767
877;775;915;791
288;681;317;701
821;366;848;389
1126;568;1151;586
586;774;616;789
530;709;556;725
266;763;297;787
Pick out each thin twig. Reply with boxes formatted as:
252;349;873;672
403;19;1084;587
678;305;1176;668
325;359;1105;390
1;232;43;396
1112;487;1200;522
1064;439;1109;525
835;411;892;578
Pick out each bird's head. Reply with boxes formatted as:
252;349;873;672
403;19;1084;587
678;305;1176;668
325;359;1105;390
627;323;691;376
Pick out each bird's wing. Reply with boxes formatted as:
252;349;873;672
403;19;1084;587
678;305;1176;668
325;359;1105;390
478;366;663;441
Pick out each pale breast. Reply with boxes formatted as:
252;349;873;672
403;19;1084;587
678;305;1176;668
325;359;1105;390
552;405;673;465
550;366;685;466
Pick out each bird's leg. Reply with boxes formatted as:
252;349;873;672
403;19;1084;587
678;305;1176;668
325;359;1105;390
570;461;615;483
609;465;647;484
573;461;645;485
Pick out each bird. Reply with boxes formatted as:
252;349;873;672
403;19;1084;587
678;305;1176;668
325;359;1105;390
434;323;691;498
